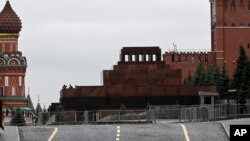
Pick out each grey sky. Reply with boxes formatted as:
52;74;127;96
2;0;211;108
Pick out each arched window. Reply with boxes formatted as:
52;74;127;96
231;23;236;26
231;1;236;12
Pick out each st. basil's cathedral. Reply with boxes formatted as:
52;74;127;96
0;1;33;125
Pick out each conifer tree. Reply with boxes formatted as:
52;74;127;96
184;71;192;85
204;64;216;86
10;108;26;126
232;46;249;90
41;107;49;124
232;46;250;104
213;66;221;86
217;65;230;98
239;66;248;104
192;60;205;86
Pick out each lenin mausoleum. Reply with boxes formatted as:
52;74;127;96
59;47;216;111
54;0;250;112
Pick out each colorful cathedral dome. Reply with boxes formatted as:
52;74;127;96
0;1;22;34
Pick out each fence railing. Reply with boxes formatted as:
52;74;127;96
37;104;250;125
179;104;250;122
39;110;156;125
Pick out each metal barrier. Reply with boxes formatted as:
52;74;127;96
37;104;250;125
41;110;155;125
149;105;198;120
179;104;250;122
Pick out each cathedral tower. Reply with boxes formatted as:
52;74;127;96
0;1;27;107
210;0;250;75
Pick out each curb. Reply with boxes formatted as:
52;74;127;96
218;122;230;140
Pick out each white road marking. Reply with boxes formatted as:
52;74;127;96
180;124;191;141
116;126;121;141
48;127;58;141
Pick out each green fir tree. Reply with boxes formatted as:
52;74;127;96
216;65;230;98
41;106;49;124
10;108;26;126
204;64;216;86
192;60;205;86
232;46;250;104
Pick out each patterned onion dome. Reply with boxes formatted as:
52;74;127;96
0;1;22;34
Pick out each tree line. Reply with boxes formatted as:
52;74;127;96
184;47;250;104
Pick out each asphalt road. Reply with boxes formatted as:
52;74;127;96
0;126;19;141
16;122;229;141
19;126;53;141
220;118;250;137
184;122;229;141
3;117;250;141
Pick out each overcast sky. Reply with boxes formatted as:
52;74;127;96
1;0;211;108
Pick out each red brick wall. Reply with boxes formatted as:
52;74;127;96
212;0;250;76
163;52;216;81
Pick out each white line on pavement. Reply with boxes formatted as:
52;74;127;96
180;124;191;141
116;126;121;141
48;127;58;141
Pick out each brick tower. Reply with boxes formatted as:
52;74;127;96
210;0;250;75
0;1;27;107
